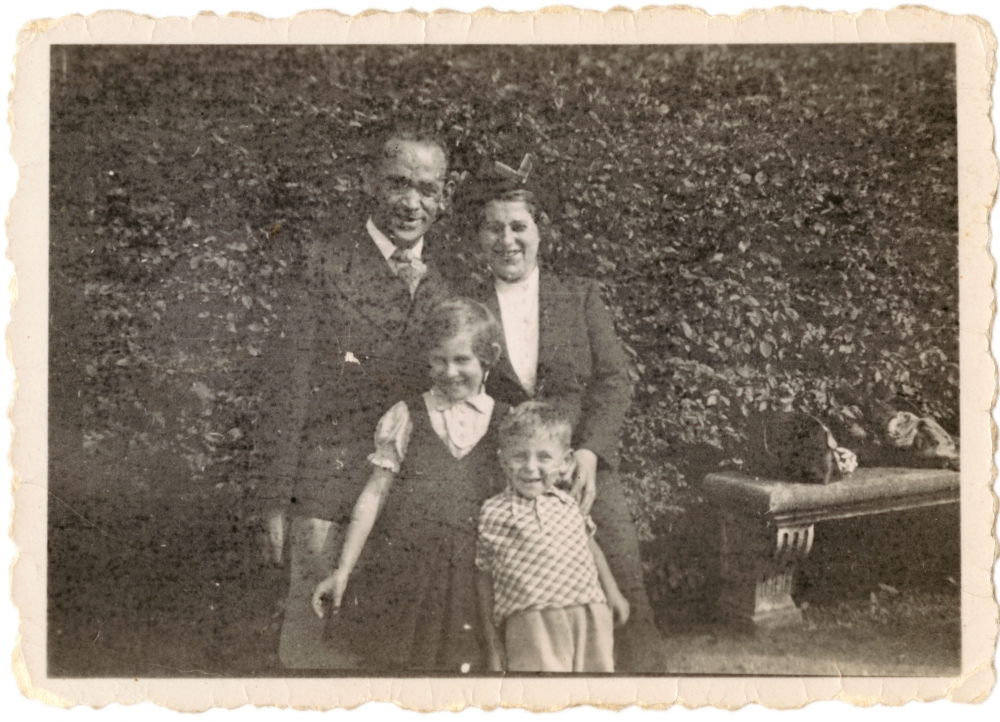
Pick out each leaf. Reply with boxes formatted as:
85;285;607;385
191;381;214;403
681;321;694;339
759;340;773;358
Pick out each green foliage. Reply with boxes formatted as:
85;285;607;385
51;45;957;534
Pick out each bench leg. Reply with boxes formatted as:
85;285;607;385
717;511;814;629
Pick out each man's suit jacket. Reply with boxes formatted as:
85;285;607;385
254;223;453;520
475;272;633;470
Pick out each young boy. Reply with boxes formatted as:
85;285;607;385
475;402;630;672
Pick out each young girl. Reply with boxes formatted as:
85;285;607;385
311;298;506;673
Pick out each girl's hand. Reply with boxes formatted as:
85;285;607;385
607;590;631;627
312;569;349;619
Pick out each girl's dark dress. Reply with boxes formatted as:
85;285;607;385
330;398;506;673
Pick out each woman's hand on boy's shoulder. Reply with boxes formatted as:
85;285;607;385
312;568;350;619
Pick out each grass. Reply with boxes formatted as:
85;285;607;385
48;482;960;677
662;589;960;676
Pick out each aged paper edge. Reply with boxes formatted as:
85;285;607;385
7;5;998;711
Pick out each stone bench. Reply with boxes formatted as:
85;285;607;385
703;467;960;629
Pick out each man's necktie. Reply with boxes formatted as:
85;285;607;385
391;247;428;298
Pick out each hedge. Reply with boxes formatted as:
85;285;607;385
51;44;957;549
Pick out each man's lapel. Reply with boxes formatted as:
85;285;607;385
411;241;454;310
319;227;412;340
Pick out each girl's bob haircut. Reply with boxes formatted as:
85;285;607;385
420;297;504;369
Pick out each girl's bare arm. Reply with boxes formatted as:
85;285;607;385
337;467;394;574
312;467;394;617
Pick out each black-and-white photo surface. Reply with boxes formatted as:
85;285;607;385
47;43;961;678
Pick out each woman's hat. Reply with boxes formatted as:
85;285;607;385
494;154;534;184
457;153;555;221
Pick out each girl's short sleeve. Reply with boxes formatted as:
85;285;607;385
367;401;413;473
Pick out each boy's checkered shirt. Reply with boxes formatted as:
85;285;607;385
475;487;606;623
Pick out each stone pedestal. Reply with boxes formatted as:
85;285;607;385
717;510;814;628
705;467;959;629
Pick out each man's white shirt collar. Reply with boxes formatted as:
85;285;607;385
366;217;424;261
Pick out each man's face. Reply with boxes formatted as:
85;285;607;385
366;139;451;247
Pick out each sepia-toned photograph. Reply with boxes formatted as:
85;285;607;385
7;6;997;713
46;40;963;678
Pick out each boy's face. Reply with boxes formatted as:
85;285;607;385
366;139;452;247
500;432;574;500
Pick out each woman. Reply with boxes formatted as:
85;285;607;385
461;163;667;673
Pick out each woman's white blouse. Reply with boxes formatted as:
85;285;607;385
368;388;496;473
494;265;540;395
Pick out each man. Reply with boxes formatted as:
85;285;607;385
253;127;455;668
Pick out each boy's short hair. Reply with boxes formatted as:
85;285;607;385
499;401;573;451
421;297;503;368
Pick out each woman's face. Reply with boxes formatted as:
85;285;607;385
428;330;486;404
478;200;541;283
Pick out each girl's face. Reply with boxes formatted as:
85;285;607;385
478;200;541;284
428;331;486;403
